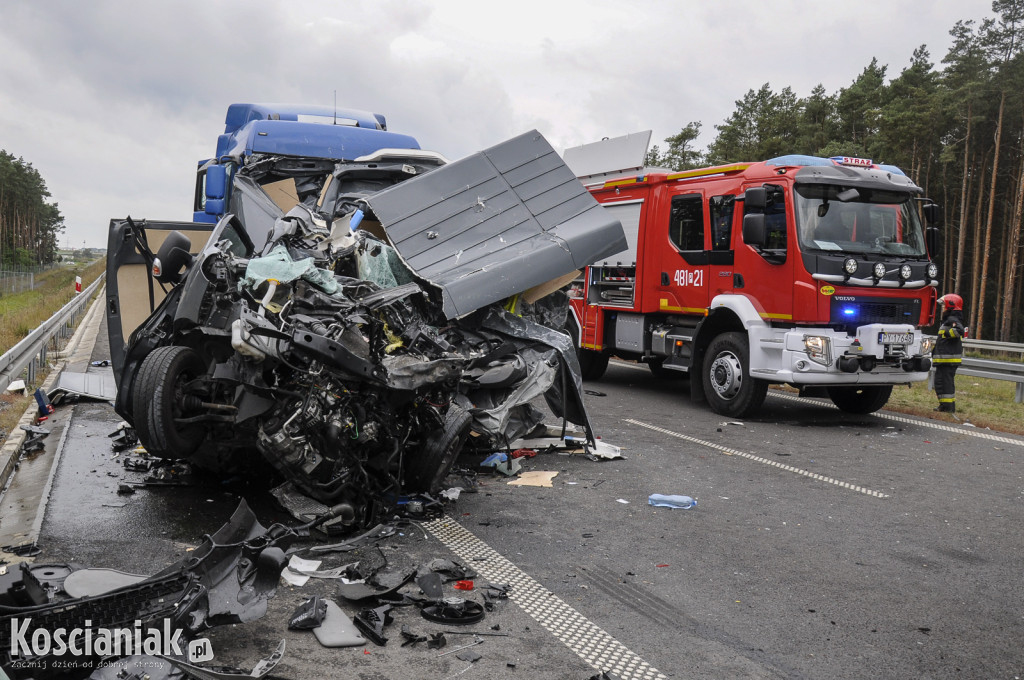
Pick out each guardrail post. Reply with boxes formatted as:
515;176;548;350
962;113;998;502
1017;383;1023;404
27;357;36;384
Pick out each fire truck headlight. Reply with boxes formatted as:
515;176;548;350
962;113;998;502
920;337;935;354
926;262;938;279
803;335;832;366
900;264;912;280
873;262;887;279
843;258;858;275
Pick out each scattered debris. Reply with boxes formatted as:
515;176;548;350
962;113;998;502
437;634;484;657
33;387;54;417
421;597;485;625
400;624;429;647
17;424;49;455
312;600;366;647
282;555;322;587
353;604;394;646
507;470;558;487
0;501;292;674
648;494;697;509
108;422;138;452
49;371;117;404
616;498;630;504
440;487;462;501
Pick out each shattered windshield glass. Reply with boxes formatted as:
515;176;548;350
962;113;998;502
794;184;926;257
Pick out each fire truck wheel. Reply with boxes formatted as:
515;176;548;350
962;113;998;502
579;350;609;380
133;345;207;459
702;332;768;417
566;319;609;380
826;385;893;414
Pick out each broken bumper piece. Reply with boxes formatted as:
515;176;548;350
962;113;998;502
0;501;290;679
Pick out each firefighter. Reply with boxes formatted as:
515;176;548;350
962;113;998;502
932;293;966;413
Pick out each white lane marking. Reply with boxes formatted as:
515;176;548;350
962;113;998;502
625;419;890;498
424;518;667;680
767;391;1024;447
609;360;1024;447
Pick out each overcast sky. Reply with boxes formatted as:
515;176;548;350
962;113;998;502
0;0;996;248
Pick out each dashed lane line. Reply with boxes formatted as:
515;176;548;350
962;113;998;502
609;360;1024;447
424;518;667;680
624;418;890;498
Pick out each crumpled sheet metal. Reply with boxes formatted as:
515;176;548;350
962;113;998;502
365;130;627;319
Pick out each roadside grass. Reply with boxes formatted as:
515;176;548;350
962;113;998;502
0;259;106;441
886;376;1024;435
0;259;105;351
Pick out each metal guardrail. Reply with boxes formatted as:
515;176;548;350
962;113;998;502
963;339;1024;358
0;275;105;391
955;357;1024;403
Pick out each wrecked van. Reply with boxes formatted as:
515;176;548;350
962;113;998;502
106;129;626;528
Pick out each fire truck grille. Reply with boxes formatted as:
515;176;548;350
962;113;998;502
830;299;919;327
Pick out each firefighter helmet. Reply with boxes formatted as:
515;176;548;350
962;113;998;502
938;294;963;311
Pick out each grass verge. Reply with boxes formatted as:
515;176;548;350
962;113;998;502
0;259;106;442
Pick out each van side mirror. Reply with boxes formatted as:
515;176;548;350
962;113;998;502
153;230;193;285
744;187;767;211
743;213;766;248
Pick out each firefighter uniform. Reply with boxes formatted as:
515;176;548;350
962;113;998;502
932;304;965;413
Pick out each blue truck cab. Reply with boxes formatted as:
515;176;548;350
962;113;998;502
194;103;423;222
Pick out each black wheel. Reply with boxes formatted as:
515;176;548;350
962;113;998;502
132;346;207;458
579;350;609;380
405;405;473;493
702;332;768;418
826;385;892;414
648;358;684;380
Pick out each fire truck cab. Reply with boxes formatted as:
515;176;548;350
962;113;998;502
563;133;940;418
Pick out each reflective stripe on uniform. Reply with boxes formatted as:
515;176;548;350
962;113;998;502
932;357;962;364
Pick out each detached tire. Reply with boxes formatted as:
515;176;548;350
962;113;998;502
702;332;768;418
827;385;892;414
132;345;207;459
405;405;473;494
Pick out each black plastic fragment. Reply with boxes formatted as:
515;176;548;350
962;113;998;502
353;604;393;646
456;649;482;662
427;632;447;649
400;624;428;647
288;596;328;630
416;571;444;599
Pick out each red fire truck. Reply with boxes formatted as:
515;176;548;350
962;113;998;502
562;134;940;417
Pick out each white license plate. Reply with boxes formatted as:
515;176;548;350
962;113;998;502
879;332;914;344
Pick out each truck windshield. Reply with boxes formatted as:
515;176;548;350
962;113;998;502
794;185;926;257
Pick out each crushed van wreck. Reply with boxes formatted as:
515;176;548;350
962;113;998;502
106;131;626;528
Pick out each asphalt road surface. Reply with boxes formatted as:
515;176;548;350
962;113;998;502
4;314;1023;680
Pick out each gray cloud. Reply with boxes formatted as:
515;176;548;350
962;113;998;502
0;0;992;246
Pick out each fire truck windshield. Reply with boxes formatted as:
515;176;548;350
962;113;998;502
794;185;927;257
